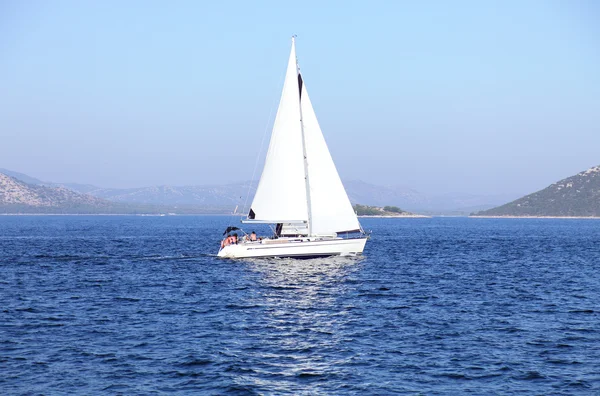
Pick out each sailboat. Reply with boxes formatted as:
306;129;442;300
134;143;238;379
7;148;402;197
218;37;368;259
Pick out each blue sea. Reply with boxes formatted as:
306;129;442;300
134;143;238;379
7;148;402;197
1;215;599;394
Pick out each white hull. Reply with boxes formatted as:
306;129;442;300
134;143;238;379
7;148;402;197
217;237;367;259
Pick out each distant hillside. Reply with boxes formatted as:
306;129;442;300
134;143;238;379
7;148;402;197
0;169;251;212
84;183;256;208
344;180;517;214
345;181;424;208
0;172;230;214
472;165;600;217
0;168;46;185
0;168;520;215
0;172;118;213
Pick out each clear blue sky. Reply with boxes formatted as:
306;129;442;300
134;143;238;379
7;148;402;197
1;0;598;195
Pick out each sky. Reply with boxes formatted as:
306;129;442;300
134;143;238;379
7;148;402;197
1;0;599;195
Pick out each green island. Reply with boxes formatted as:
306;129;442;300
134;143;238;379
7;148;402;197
353;204;426;217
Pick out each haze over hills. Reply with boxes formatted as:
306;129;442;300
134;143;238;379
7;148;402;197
0;168;518;215
0;172;117;213
0;168;517;214
86;183;255;208
9;163;598;217
0;171;233;214
0;169;46;185
343;181;518;215
473;165;600;217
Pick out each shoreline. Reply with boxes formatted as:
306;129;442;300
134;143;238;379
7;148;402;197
359;214;430;218
1;213;432;218
470;215;600;219
3;213;597;219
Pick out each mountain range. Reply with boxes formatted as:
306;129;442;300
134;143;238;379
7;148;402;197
3;166;599;216
0;168;517;215
0;172;117;213
0;170;230;214
473;165;600;217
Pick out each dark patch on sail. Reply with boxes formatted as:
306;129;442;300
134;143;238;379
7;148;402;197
298;73;303;100
248;209;255;219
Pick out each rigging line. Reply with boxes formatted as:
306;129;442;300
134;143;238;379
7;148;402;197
240;59;288;220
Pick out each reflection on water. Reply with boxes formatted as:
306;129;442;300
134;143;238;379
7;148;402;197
247;255;363;285
230;256;364;391
3;216;600;394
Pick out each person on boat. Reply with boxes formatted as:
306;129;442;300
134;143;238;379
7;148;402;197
250;231;257;241
232;233;238;244
221;235;230;248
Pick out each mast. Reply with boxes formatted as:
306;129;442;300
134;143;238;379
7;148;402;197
294;36;313;236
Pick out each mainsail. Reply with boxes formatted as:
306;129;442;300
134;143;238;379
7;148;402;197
247;37;361;235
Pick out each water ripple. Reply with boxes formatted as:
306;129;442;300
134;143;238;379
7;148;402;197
1;215;599;394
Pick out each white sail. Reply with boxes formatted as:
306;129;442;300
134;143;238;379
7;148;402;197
300;83;361;235
221;37;367;258
248;39;308;223
248;37;361;236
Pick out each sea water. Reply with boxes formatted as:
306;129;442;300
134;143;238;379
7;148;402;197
1;216;599;394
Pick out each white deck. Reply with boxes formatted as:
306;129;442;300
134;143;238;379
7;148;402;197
217;237;367;259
